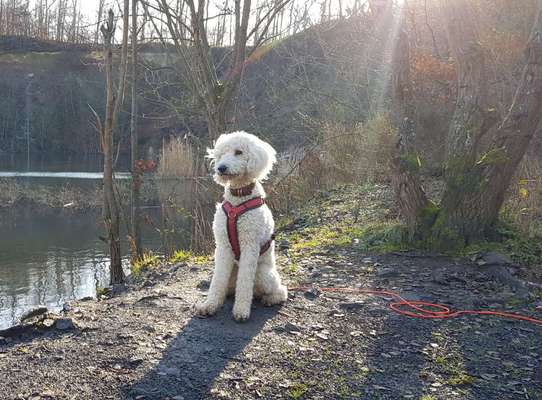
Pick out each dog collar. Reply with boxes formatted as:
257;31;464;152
229;182;255;197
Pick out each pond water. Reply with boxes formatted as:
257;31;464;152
0;156;211;330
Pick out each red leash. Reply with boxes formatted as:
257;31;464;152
288;286;542;326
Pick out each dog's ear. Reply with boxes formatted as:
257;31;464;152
248;138;276;181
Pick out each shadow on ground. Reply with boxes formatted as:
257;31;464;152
124;301;279;400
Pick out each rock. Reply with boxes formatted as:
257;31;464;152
112;284;127;295
277;240;290;250
315;332;329;340
337;301;365;312
376;268;399;278
158;366;181;377
20;306;48;323
62;303;72;312
42;319;55;328
55;318;75;330
274;322;304;334
474;252;512;266
197;280;210;290
303;288;321;300
477;265;529;298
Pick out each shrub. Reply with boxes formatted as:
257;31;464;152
320;114;396;184
504;156;542;238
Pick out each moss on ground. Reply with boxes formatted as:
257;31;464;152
279;182;542;272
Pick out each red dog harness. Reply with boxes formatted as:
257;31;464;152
222;197;274;261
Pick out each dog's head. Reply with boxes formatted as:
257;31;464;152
207;131;277;186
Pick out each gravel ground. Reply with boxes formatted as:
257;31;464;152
1;184;541;400
1;247;541;400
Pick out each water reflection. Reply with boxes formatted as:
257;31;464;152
0;171;131;179
0;173;217;330
0;212;112;329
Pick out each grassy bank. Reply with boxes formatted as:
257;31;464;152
277;181;542;281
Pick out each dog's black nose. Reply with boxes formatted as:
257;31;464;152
217;165;228;174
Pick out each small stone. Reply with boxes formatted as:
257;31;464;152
278;240;290;250
475;252;511;266
304;288;321;300
196;280;210;290
42;319;55;328
55;318;75;330
337;301;365;312
315;332;329;340
20;307;48;323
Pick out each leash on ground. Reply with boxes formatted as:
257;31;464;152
287;286;542;326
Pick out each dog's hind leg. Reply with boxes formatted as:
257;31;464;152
255;246;288;306
195;245;234;316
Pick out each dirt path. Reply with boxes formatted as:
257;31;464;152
1;244;541;400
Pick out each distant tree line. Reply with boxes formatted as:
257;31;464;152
0;0;370;46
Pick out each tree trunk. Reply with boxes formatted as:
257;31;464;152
390;26;432;238
131;0;142;259
100;4;130;285
101;9;124;285
431;0;542;248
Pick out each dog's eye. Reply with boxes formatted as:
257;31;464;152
234;149;243;156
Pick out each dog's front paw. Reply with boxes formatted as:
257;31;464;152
232;304;251;322
194;300;220;317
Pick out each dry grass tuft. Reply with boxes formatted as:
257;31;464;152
321;114;396;184
505;157;542;237
156;137;204;179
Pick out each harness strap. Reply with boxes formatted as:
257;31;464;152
222;197;274;261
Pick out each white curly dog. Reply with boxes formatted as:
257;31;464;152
195;131;288;321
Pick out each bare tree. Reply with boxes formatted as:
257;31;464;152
131;0;142;259
94;0;105;44
143;0;291;139
95;4;130;285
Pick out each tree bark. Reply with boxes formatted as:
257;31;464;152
390;26;432;238
101;9;123;285
131;0;142;259
100;4;130;285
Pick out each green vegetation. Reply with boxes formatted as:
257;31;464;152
95;287;110;297
131;252;161;278
280;182;542;273
169;250;209;265
0;51;61;65
288;382;309;399
447;373;476;387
